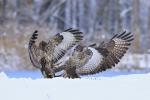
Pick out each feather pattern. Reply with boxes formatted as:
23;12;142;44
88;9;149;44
28;28;83;71
76;47;103;75
52;28;83;63
76;31;134;75
28;30;43;68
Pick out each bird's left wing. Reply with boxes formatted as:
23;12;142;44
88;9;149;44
28;30;44;68
77;31;134;75
47;28;84;63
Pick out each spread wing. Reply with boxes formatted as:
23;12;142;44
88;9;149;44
28;30;44;68
77;31;134;75
46;28;84;63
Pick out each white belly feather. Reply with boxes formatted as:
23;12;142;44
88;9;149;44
79;47;103;71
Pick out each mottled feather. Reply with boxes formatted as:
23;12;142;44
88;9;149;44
28;29;83;78
77;31;134;75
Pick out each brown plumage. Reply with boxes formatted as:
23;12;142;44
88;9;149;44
28;28;83;78
57;45;93;78
56;31;134;78
77;31;134;75
28;30;44;69
40;57;54;78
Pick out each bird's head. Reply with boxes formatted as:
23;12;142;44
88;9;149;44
74;45;84;52
73;45;85;55
51;33;64;45
83;47;92;57
72;45;91;60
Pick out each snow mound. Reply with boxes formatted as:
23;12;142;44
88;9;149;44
0;73;150;100
0;72;8;79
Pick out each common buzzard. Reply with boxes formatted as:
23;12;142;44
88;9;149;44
28;28;83;78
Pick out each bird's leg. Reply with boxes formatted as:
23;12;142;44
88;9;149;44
45;61;55;78
40;57;55;78
44;66;55;78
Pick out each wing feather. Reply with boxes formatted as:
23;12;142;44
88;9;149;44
28;30;44;68
28;30;40;68
76;31;134;75
97;31;134;72
76;47;103;75
52;28;83;63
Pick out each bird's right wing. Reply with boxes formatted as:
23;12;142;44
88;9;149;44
28;30;44;68
96;31;134;72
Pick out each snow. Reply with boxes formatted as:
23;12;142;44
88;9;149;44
0;72;150;100
0;72;8;79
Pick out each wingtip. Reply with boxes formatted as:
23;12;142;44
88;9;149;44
117;30;126;38
64;28;73;32
34;30;38;33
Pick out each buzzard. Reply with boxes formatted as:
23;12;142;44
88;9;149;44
28;28;83;78
56;31;134;78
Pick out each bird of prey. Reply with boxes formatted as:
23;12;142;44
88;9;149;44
57;31;134;78
28;28;83;78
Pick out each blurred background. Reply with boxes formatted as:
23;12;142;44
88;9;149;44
0;0;150;77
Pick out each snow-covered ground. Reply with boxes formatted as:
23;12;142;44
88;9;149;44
3;70;147;79
0;72;150;100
